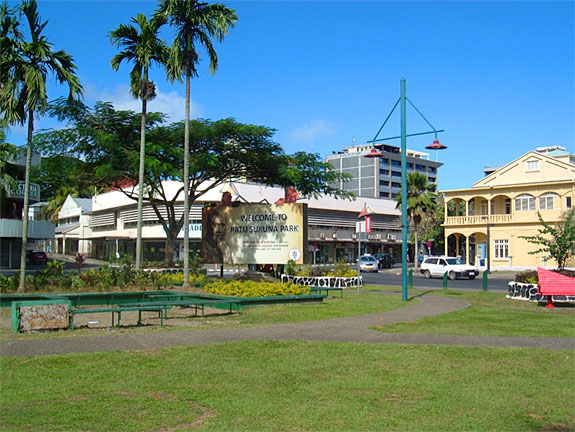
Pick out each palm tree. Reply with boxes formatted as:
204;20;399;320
110;13;168;271
395;172;437;270
155;0;237;287
0;0;82;292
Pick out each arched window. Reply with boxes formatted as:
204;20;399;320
539;193;559;210
515;194;535;211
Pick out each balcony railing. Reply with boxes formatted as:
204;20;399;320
6;181;41;202
445;214;512;226
0;218;55;238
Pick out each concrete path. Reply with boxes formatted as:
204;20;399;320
1;293;573;357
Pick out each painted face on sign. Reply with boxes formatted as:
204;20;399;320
212;214;226;243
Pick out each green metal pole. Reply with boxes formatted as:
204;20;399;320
357;225;361;293
400;78;408;301
482;270;489;292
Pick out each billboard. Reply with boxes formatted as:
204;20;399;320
201;203;307;265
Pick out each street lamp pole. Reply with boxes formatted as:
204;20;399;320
400;78;409;301
364;78;446;302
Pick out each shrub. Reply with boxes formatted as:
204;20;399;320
204;280;310;297
285;260;298;275
515;271;538;284
514;269;575;284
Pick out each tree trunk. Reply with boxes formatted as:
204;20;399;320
182;73;191;288
414;227;419;271
165;229;177;268
18;111;34;292
135;97;147;271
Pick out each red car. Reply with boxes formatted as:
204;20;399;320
27;250;48;264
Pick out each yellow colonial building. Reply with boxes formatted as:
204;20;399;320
441;147;575;270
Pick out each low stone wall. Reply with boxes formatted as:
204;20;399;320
281;274;361;288
507;281;575;304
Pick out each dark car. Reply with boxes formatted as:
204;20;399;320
27;250;48;264
372;253;395;268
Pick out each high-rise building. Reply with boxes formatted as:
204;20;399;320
325;142;443;199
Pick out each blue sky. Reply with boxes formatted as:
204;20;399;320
5;0;574;192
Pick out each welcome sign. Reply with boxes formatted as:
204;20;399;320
201;203;307;265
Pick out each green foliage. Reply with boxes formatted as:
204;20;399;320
520;209;575;270
395;172;438;263
514;270;538;284
285;259;298;275
0;274;18;293
0;263;204;293
204;280;310;297
292;261;356;278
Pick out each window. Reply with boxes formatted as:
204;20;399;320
566;197;572;209
481;200;488;215
505;198;511;214
494;240;509;258
539;193;558;210
515;194;535;211
526;160;539;171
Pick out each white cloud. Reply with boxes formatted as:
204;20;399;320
86;84;201;122
287;119;338;144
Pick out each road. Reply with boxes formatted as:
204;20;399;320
2;257;513;292
361;266;512;292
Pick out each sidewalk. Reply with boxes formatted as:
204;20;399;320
2;292;573;357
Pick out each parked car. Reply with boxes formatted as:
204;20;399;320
372;253;395;268
359;255;379;272
27;250;48;264
420;256;478;280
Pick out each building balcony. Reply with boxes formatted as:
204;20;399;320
444;214;513;226
0;218;55;239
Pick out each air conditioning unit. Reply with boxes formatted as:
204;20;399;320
319;233;325;238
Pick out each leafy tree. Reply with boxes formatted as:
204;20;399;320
0;130;18;198
418;194;445;254
0;0;82;291
110;13;169;271
394;172;437;269
37;102;352;265
520;209;575;270
155;0;238;285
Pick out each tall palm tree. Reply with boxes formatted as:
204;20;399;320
395;172;437;270
0;0;82;292
110;13;168;271
155;0;237;287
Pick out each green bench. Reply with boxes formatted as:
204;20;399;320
128;298;240;317
309;286;344;298
69;305;170;329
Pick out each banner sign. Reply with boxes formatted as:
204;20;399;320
201;203;307;265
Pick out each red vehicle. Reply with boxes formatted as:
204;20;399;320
27;250;48;264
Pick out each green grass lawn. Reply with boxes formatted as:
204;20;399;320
1;340;574;431
375;289;575;338
0;287;414;340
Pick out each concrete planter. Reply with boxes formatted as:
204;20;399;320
507;281;575;304
281;274;361;288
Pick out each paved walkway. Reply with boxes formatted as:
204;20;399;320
1;292;573;357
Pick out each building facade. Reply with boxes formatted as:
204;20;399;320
325;142;442;199
54;195;92;256
441;147;575;270
85;181;403;265
0;151;54;268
